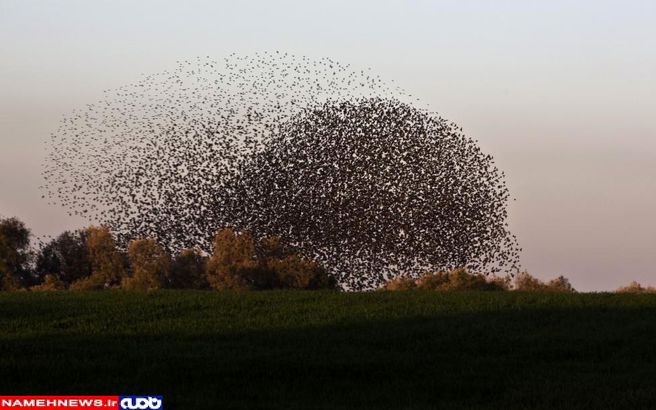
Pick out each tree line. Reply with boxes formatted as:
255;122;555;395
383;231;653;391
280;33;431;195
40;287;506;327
0;216;335;291
2;216;655;293
381;268;576;292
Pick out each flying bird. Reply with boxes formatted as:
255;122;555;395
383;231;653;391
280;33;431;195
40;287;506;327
42;53;520;290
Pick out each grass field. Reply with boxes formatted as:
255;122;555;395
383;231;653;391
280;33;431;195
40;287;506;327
1;291;656;409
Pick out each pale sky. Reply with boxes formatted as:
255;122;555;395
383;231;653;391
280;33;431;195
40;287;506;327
1;0;655;291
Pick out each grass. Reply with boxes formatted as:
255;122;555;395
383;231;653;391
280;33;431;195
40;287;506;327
1;291;656;409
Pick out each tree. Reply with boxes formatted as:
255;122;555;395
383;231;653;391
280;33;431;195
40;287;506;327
169;248;207;289
206;228;336;291
123;238;170;290
256;234;336;289
34;230;91;287
70;226;125;290
268;254;336;290
0;217;32;290
206;229;274;290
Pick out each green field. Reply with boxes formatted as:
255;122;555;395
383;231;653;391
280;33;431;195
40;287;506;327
1;291;656;409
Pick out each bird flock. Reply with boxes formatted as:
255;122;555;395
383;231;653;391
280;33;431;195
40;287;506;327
43;52;520;290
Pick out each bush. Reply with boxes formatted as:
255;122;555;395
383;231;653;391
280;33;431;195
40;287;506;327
383;268;509;291
442;268;493;291
513;271;546;291
31;274;66;291
69;272;109;290
487;275;512;291
419;268;509;291
514;271;576;292
381;276;417;290
382;269;574;292
616;281;656;294
546;276;576;292
415;271;450;290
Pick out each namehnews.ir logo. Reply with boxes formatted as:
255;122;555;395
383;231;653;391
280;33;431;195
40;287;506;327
119;397;162;410
0;396;162;410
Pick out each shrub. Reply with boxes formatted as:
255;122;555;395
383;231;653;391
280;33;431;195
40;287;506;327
487;275;512;291
546;276;576;292
31;274;66;291
383;268;509;291
443;268;493;291
381;276;417;290
616;281;656;294
415;271;450;290
513;271;576;292
513;271;546;291
422;268;508;291
69;273;108;290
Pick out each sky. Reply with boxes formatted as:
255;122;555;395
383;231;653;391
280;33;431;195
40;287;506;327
1;0;655;291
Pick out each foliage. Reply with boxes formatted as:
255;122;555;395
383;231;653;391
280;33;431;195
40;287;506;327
69;226;125;290
34;229;91;287
269;254;336;290
30;274;66;291
123;238;171;290
382;268;510;291
545;275;576;292
0;219;335;292
206;229;269;290
0;217;32;289
616;281;656;294
0;218;588;294
381;269;575;292
381;276;417;290
513;271;576;292
68;273;108;291
486;274;513;290
418;268;509;291
169;248;207;289
512;271;546;291
206;229;335;290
